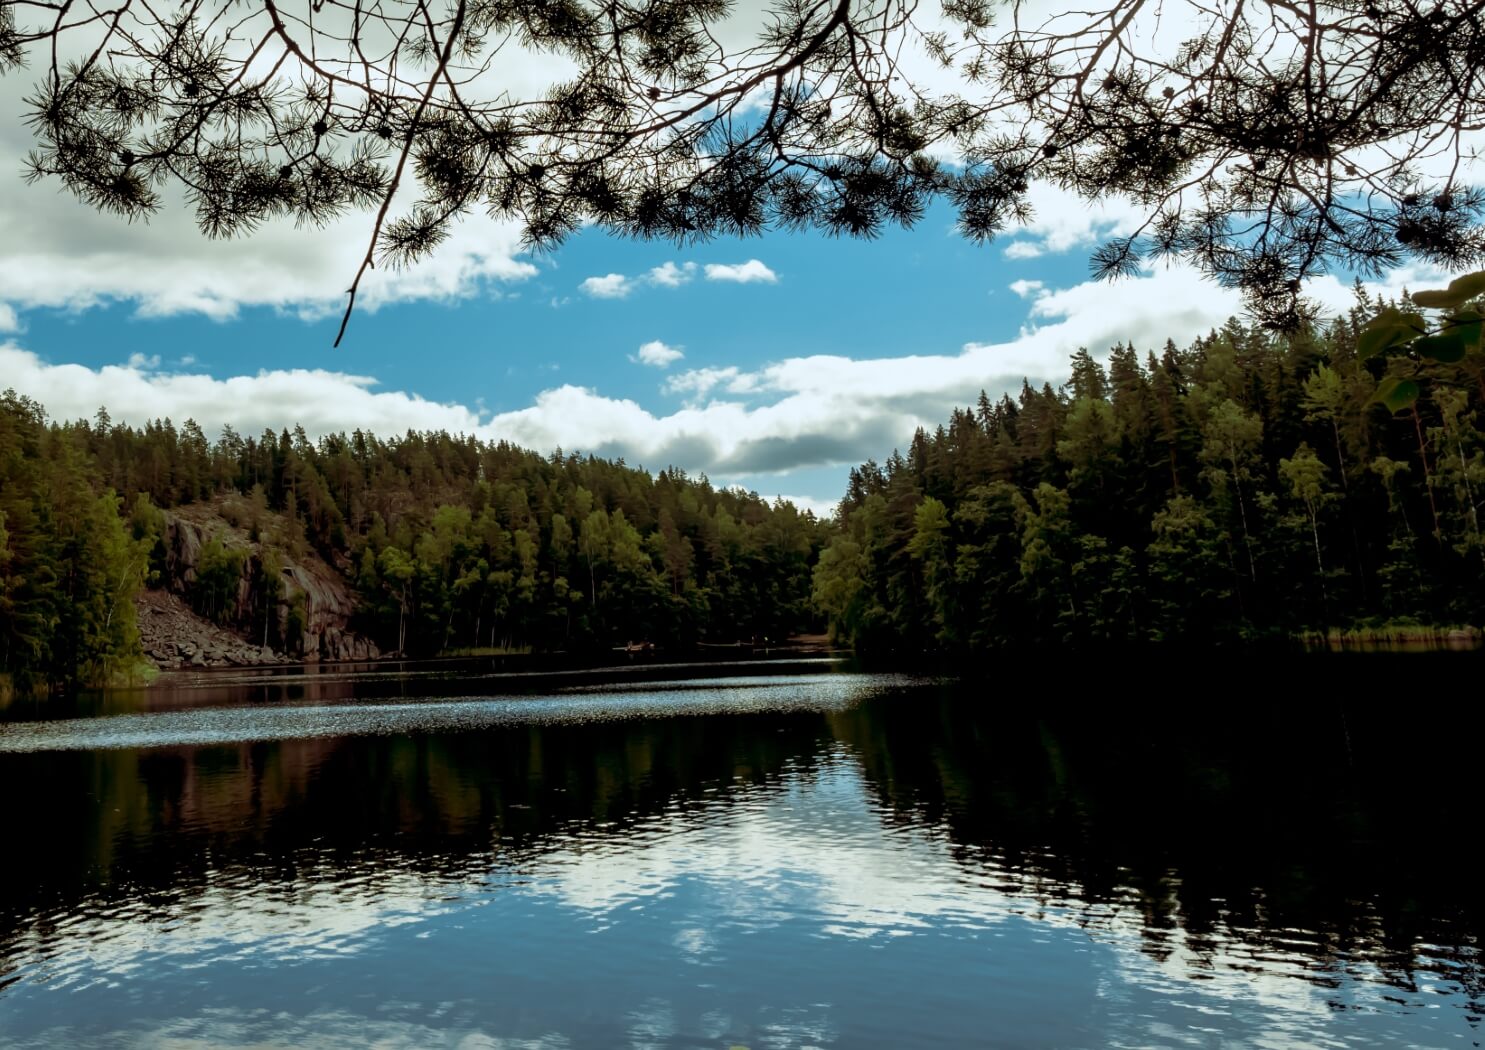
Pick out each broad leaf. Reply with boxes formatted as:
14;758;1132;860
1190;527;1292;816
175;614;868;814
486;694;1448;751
1406;271;1485;310
1357;324;1414;361
1414;333;1468;363
1411;288;1459;308
1446;270;1485;302
1448;309;1483;350
1374;377;1420;413
1362;307;1404;332
1366;307;1425;332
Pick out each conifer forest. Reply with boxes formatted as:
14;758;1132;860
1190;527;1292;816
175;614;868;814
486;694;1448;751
4;292;1484;689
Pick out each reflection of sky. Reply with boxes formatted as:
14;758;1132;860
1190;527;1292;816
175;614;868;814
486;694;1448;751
525;752;1475;1049
0;749;1478;1049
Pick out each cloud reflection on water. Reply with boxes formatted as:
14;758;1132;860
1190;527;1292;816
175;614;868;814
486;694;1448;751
0;673;1479;1049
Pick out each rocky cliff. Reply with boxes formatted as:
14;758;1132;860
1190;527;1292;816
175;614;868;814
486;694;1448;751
137;503;380;670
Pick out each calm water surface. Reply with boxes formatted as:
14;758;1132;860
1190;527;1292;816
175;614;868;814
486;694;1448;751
0;659;1480;1048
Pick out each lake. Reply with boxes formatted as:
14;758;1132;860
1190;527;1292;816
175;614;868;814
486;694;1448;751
0;657;1480;1048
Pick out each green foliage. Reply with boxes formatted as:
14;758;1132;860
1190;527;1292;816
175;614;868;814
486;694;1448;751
192;533;246;624
1361;269;1485;411
1409;272;1485;311
820;293;1485;649
812;537;869;644
9;281;1485;677
0;392;829;675
0;391;154;687
1375;377;1422;413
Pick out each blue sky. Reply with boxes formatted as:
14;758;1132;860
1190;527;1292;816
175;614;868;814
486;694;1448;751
18;204;1050;412
0;171;1433;514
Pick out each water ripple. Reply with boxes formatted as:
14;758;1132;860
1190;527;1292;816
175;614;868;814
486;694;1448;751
0;675;904;752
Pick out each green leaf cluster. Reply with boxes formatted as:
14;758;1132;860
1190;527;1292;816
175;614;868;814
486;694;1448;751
1359;269;1485;411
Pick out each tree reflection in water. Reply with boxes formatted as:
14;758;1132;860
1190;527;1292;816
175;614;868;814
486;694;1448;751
0;672;1479;1047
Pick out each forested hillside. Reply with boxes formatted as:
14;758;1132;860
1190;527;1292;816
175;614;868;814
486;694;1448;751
0;391;824;689
813;293;1485;648
6;290;1484;689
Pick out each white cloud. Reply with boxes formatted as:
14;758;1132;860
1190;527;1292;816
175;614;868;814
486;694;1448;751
1;261;1441;497
999;182;1149;261
0;188;536;323
647;261;697;287
703;260;778;284
0;303;18;332
631;340;685;368
582;259;774;298
127;352;162;370
580;273;633;299
1009;279;1046;299
664;366;745;398
0;16;550;328
1305;261;1451;307
1;341;484;437
1003;241;1045;260
0;147;536;324
481;262;1442;477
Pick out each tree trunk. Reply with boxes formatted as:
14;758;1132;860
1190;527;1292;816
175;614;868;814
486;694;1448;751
1308;502;1328;610
1412;408;1442;542
1331;420;1347;490
1230;453;1257;582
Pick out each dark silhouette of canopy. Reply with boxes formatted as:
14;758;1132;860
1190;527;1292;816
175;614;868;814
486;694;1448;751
3;0;1483;340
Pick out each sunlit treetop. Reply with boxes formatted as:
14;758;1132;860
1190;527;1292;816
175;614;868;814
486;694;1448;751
3;0;1484;341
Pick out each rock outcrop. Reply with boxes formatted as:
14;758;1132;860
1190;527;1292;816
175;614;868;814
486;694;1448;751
137;588;290;670
137;503;380;670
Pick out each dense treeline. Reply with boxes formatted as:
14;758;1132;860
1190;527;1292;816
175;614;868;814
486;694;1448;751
0;396;153;688
7;290;1484;687
814;292;1485;648
1;390;825;688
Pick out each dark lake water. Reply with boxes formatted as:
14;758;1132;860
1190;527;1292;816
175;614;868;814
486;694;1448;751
0;658;1481;1048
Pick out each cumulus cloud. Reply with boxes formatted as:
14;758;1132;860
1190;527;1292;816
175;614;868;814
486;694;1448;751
703;260;778;284
1009;279;1046;299
0;23;555;327
647;261;697;287
0;141;536;324
0;186;536;323
0;264;1230;480
1;341;484;437
631;340;685;368
997;182;1145;261
664;366;746;399
1003;241;1045;260
580;259;774;298
580;273;634;299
